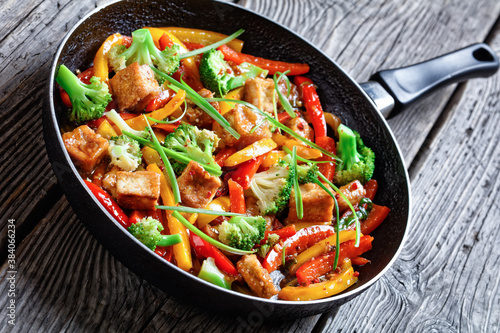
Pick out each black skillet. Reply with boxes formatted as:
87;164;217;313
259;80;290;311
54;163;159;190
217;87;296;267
43;0;499;319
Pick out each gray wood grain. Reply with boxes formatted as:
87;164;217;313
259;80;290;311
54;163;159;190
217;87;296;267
0;0;499;332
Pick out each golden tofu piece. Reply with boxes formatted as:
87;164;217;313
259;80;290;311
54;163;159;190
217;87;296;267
116;171;160;210
243;77;276;114
237;254;279;299
62;125;108;173
288;183;334;223
109;62;160;112
177;161;221;208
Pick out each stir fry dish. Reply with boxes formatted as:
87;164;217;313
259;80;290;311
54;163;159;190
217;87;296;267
56;27;391;301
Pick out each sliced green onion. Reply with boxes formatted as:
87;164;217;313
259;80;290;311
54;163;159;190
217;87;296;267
272;92;281;134
111;146;123;158
250;117;267;133
172;211;255;255
151;67;240;139
292;146;303;219
206;98;339;161
282;243;288;266
318;172;360;247
273;70;295;118
122;130;222;176
145;119;181;203
156;205;245;216
179;29;245;59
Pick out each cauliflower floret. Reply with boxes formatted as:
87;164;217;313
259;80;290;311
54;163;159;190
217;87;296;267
108;135;142;171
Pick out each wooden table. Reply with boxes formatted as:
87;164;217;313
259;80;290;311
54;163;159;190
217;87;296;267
1;0;499;331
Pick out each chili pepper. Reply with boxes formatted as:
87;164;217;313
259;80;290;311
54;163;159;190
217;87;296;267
278;259;357;301
59;67;95;108
364;179;378;201
230;155;265;189
84;180;130;228
198;257;232;289
360;204;390;235
159;33;174;50
160;27;244;52
262;225;335;273
146;89;175;112
189;232;238;276
214;147;237;167
224;138;277;167
228;179;246;214
316;136;336;182
294;76;327;140
295;235;373;285
217;45;310;76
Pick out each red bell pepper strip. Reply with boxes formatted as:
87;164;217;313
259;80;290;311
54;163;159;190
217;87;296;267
152;123;179;133
189;232;238;276
296;235;373;285
173;62;204;91
146;89;175;112
159;33;174;50
230;155;265;190
351;256;370;266
315;136;336;182
294;76;327;140
122;35;133;47
261;225;297;245
228;179;246;214
217;44;310;76
184;42;205;51
59;67;95;108
364;179;378;201
214;147;237;167
360;204;390;235
262;225;335;273
84;180;130;228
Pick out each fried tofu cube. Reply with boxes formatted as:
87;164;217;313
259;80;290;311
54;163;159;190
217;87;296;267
288;183;334;223
243;77;276;114
184;88;218;128
213;104;271;149
177;161;221;208
116;171;160;210
237;254;279;299
62;125;108;173
109;62;160;112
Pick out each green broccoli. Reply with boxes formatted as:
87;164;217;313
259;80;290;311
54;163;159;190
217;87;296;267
108;135;142;171
199;49;268;96
256;233;280;258
56;64;112;123
248;160;295;215
128;217;182;251
297;162;319;184
333;124;375;186
218;215;266;251
108;29;180;75
163;124;221;175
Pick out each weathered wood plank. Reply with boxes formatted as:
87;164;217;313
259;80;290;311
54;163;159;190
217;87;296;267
318;24;500;333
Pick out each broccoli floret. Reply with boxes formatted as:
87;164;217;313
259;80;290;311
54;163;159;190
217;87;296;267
56;64;112;123
199;49;268;96
163;124;221;175
248;160;294;215
297;163;319;184
104;109;150;139
108;29;180;75
128;217;182;251
256;233;280;258
333;124;375;186
108;135;142;171
218;215;266;251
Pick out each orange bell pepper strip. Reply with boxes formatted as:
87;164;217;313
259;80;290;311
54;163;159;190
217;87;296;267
161;27;244;52
295;235;373;285
217;44;310;76
224;138;277;167
152;123;179;133
261;150;286;168
278;259;357;301
196;196;231;228
360;204;390;235
147;163;192;271
283;139;323;160
214;147;237;167
146;89;175;112
228;179;246;214
125;89;186;130
93;33;123;82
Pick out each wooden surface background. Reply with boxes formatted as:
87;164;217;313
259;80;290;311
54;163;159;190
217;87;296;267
1;0;499;332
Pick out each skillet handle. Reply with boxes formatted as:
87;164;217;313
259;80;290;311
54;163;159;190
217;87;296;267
362;43;499;118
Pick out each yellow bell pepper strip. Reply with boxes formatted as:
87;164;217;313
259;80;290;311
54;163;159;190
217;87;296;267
125;89;186;130
271;132;289;147
261;150;286;168
288;229;357;275
197;196;231;228
146;163;192;271
284;139;323;160
161;27;244;52
219;87;244;115
96;119;118;140
278;259;357;301
93;33;123;82
223;138;277;167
